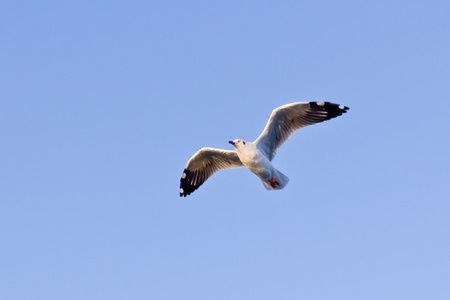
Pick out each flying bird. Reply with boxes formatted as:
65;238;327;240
179;101;349;197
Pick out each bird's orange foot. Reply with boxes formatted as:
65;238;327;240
268;177;280;188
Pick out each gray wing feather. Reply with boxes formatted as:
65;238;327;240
180;148;244;197
255;102;349;160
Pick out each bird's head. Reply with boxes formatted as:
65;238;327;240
229;139;248;151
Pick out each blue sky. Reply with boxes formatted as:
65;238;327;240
1;1;450;299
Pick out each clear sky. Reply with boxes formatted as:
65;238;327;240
1;1;450;299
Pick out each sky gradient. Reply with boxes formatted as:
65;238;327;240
2;1;450;299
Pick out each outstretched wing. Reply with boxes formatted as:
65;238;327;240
255;102;349;160
180;147;244;197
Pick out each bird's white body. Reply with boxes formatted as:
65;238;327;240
231;139;289;190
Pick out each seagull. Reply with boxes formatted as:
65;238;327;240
179;101;349;197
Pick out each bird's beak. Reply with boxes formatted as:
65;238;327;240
229;141;235;145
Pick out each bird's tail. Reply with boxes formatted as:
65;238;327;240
261;169;290;190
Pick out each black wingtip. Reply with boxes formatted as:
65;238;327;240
309;101;349;120
179;168;198;197
310;101;349;109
